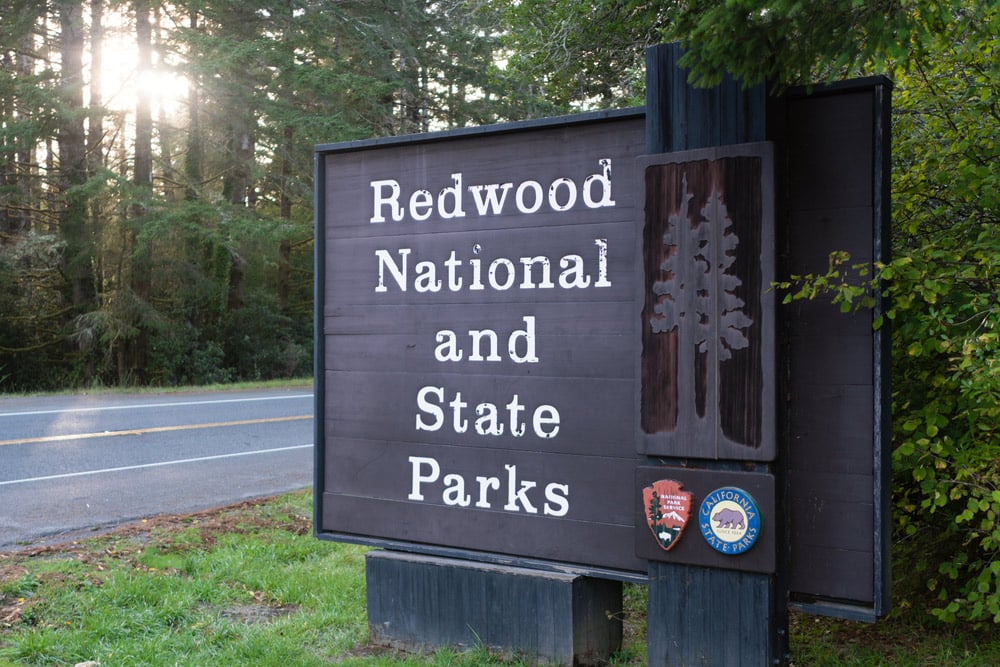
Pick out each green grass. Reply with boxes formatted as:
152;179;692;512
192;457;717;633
2;491;999;666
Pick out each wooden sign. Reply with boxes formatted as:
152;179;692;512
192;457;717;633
315;75;891;621
315;111;648;573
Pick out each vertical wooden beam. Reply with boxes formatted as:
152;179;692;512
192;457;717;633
646;44;767;154
643;43;788;666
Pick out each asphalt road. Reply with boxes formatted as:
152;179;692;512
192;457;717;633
0;387;314;549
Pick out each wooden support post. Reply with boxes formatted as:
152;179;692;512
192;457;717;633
643;43;788;666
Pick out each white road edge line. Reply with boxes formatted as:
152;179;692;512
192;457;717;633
0;444;313;487
0;394;314;418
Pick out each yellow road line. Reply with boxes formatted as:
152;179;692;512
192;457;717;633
0;415;312;447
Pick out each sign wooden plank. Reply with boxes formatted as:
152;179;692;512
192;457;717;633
787;386;875;475
323;223;636;307
786;208;875;271
788;544;875;602
324;495;645;573
324;302;635;379
323;438;640;525
323;370;633;456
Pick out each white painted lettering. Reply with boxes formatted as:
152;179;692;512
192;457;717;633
469;183;512;215
415;386;444;431
370;179;403;222
408;189;433;221
449;391;468;433
594;238;611;287
544;483;570;516
504;464;538;513
434;330;462;362
375;248;409;292
414;260;441;292
583;158;615;209
468;329;501;362
532;405;560;438
508;316;538;364
475;402;502;436
437;173;466;219
488;257;516;290
369;160;615;223
375;243;611;294
519;256;554;289
515;180;543;214
442;473;471;506
547;177;577;211
475;476;501;508
408;456;440;500
405;458;570;517
506;394;526;437
558;255;590;289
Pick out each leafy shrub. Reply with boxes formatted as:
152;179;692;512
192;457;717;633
223;295;311;381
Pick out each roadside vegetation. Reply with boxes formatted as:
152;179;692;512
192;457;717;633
1;491;998;666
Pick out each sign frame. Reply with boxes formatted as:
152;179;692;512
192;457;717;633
314;108;651;581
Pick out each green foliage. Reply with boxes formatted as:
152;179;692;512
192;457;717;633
773;250;877;315
495;0;660;111
223;295;311;381
880;1;999;625
0;233;71;391
658;0;913;87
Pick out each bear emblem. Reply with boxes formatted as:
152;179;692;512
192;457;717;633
712;507;745;530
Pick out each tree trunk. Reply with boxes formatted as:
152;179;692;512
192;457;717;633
277;125;293;312
56;0;95;309
184;9;203;200
15;31;37;234
127;0;154;384
87;0;104;180
1;52;13;234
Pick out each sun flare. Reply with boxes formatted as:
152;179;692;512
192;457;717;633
96;12;188;117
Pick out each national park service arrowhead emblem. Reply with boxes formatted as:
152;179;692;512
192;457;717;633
642;479;693;552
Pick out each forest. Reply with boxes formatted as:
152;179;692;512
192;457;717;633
1;0;998;627
0;0;562;391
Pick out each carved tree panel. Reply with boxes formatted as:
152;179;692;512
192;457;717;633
639;144;774;461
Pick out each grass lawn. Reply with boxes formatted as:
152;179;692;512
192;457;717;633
1;490;996;666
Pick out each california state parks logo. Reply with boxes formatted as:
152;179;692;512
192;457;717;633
642;479;693;552
699;486;761;555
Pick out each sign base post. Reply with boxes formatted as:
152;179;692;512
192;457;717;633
648;563;785;665
366;550;623;666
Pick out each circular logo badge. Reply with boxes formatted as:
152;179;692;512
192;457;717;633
699;486;761;555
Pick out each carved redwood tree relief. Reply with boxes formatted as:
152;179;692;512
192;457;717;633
640;146;775;461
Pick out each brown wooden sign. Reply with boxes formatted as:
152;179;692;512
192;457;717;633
315;76;890;620
316;111;649;573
